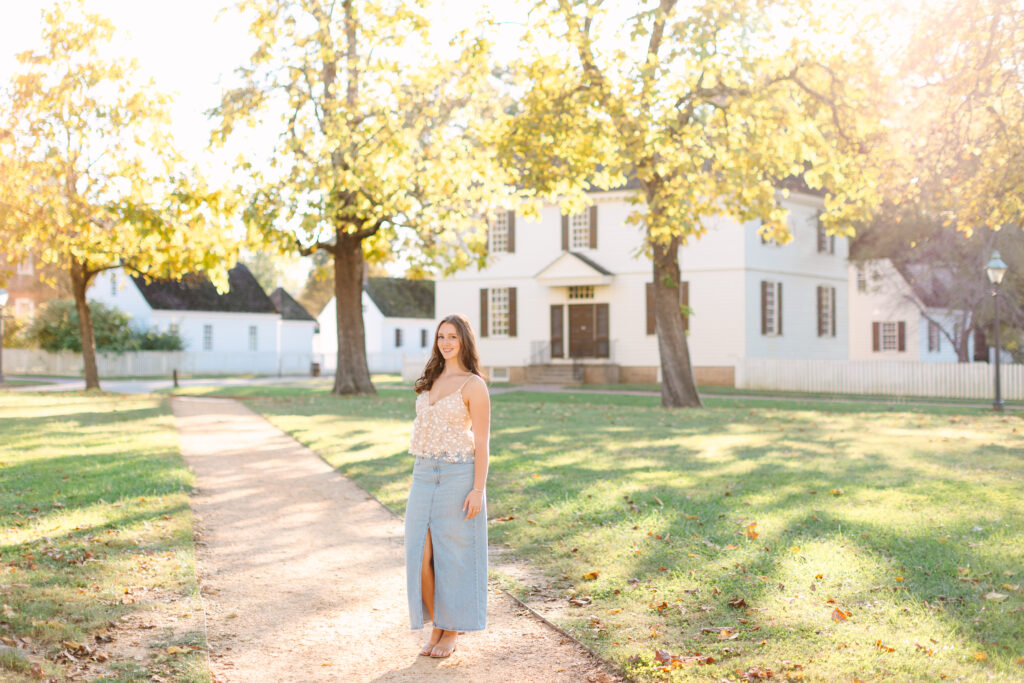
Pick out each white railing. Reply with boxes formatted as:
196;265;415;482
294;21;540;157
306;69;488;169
736;358;1024;400
4;348;316;377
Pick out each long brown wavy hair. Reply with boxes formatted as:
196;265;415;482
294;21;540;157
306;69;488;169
414;313;483;393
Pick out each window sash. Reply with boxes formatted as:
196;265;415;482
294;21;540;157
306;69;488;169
489;287;510;336
203;325;213;351
248;325;258;351
488;212;509;253
569;211;590;250
880;322;898;350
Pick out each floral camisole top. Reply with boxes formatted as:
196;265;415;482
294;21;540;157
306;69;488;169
409;377;476;463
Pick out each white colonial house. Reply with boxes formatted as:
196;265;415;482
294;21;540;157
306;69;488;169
315;277;435;374
436;186;849;385
848;259;975;362
88;264;316;374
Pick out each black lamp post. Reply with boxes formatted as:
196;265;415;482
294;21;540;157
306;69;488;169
985;251;1008;412
0;289;8;385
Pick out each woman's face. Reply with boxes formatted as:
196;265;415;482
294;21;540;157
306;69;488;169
437;322;461;362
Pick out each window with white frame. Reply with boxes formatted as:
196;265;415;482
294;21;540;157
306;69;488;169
856;265;867;293
488;212;509;253
248;325;258;351
817;286;836;337
568;285;594;300
927;321;941;352
569;211;591;249
16;256;33;276
761;281;782;336
14;298;34;320
816;214;835;254
203;324;213;351
880;321;899;351
489;287;510;336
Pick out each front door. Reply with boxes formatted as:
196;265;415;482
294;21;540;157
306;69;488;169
567;303;609;358
568;304;594;358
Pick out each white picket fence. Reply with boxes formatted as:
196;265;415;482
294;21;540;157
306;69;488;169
737;358;1024;400
4;348;316;377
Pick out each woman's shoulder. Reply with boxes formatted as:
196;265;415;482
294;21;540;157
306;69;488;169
462;373;489;396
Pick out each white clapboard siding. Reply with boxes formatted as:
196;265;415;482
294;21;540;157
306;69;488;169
737;358;1023;400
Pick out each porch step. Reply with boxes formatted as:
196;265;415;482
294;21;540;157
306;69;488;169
525;364;583;385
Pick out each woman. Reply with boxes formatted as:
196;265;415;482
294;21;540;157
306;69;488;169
405;313;490;658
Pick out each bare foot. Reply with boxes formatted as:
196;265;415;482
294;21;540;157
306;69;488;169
419;627;444;656
429;630;458;658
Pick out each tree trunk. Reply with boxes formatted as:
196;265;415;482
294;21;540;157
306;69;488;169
69;258;100;390
652;235;702;408
331;233;376;395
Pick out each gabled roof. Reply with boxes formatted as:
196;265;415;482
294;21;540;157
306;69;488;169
132;264;278;314
270;287;316;322
365;277;435;319
900;263;959;309
536;252;614;286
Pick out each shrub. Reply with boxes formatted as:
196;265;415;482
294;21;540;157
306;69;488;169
23;300;183;352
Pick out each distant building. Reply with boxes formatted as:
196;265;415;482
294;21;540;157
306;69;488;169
88;264;315;374
315;277;435;374
0;251;66;323
435;186;848;385
848;259;975;362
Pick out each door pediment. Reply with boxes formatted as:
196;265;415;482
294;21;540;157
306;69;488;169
535;252;613;287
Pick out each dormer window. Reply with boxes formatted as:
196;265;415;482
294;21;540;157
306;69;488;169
816;213;835;254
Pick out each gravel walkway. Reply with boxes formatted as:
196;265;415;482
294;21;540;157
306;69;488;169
171;396;620;683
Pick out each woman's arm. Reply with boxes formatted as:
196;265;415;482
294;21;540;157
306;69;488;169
462;375;490;520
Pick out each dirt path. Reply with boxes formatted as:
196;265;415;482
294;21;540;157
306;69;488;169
170;396;621;683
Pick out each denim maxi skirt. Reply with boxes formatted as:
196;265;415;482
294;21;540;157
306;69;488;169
404;456;488;631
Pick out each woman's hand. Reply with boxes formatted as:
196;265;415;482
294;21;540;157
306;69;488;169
462;489;484;520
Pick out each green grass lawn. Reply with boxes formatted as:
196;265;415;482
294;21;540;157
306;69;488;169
0;392;207;682
173;383;1024;681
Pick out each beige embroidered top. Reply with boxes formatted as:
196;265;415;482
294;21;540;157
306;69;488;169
409;378;476;462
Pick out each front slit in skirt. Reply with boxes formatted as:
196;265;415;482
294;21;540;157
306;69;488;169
404;455;487;631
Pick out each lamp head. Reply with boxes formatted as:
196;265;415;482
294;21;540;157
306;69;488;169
985;250;1008;286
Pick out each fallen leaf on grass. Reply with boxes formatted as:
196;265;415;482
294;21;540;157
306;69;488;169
582;571;599;581
1002;583;1020;592
165;646;189;655
914;643;934;655
746;522;759;540
495;515;515;522
568;595;592;606
605;608;622;614
830;489;844;496
831;607;851;622
875;640;895;652
728;597;748;608
741;666;775;679
982;591;1008;601
974;652;987;661
718;628;739;640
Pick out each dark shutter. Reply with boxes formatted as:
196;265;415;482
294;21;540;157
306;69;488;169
897;321;906;351
872;322;880;351
760;281;768;335
561;214;569;251
395;328;402;347
421;329;428;348
508;287;517;337
830;287;836;337
595;303;609;358
776;282;783;335
551;305;564;358
829;234;835;254
681;281;689;332
480;288;488;337
507;210;515;253
816;286;825;337
589;205;598;248
646;283;655;335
